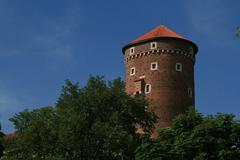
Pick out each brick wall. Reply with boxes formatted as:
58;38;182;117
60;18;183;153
124;38;196;137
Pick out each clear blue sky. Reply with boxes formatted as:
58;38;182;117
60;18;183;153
0;0;239;133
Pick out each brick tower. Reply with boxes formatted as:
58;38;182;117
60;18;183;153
122;24;198;137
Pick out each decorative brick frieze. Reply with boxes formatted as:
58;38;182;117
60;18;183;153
125;48;194;63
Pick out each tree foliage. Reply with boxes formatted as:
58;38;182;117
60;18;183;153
0;124;4;158
4;76;240;160
1;107;59;160
236;26;240;38
135;108;240;160
2;76;156;160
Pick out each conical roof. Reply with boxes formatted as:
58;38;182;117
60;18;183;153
132;24;187;43
122;24;198;54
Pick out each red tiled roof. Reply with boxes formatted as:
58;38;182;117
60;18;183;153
122;24;198;54
132;24;187;43
4;133;15;139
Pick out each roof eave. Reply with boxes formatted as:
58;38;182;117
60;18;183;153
122;37;198;55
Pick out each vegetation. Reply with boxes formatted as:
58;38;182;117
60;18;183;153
1;76;240;159
236;26;240;38
1;76;156;160
0;124;4;158
135;108;240;160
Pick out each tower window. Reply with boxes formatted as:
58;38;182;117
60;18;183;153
150;62;158;70
150;42;157;49
130;67;135;76
188;88;193;98
145;84;151;94
175;63;182;72
130;47;135;55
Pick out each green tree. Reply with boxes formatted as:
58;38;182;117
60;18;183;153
3;76;156;160
1;107;59;160
56;76;156;160
135;108;240;160
0;124;4;158
236;26;240;38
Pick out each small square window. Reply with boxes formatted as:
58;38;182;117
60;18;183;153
150;62;158;70
175;63;182;72
150;42;157;49
130;47;135;55
130;67;135;76
145;84;151;94
188;88;193;98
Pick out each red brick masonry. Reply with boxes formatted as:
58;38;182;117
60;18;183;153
122;25;198;137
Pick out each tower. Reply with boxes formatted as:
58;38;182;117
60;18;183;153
122;25;198;137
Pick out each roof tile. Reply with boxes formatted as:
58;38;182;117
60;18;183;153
4;133;15;139
132;24;187;43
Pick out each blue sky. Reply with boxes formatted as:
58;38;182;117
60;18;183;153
0;0;239;133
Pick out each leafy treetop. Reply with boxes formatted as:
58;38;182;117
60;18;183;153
135;108;240;160
2;76;156;160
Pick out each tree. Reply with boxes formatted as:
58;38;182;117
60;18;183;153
135;108;240;160
0;124;4;158
236;26;240;38
55;76;156;160
1;107;59;160
3;76;156;160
